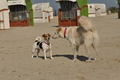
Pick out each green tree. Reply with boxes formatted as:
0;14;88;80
107;7;118;13
117;0;120;18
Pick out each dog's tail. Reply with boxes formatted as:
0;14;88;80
78;16;100;46
78;16;94;31
35;36;41;42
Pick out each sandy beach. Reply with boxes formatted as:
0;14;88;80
0;13;120;80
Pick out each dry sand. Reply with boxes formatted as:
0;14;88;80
0;13;120;80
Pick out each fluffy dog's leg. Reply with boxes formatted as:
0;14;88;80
72;45;77;62
85;46;91;62
92;31;99;60
92;45;98;60
76;46;79;53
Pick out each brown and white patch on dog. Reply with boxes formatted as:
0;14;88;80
57;28;62;33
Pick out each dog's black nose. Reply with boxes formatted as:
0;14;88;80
52;37;55;39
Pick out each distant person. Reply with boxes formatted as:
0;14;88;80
54;9;57;16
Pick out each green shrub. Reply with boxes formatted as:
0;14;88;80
107;7;118;13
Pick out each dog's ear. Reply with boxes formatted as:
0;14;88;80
57;28;62;33
42;34;45;37
48;33;51;37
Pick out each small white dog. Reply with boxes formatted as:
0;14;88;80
52;16;99;62
32;34;53;60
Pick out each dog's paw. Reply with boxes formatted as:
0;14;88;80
73;60;76;62
50;57;53;60
44;58;47;60
36;56;39;58
86;59;91;63
73;59;77;62
94;58;97;61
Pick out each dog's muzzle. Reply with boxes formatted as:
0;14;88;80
52;36;57;39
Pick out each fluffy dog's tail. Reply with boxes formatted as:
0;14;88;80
78;16;94;31
78;16;100;46
35;36;41;42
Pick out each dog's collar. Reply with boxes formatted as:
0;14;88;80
64;28;67;38
44;42;50;45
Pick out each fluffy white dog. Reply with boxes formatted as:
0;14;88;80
52;16;99;62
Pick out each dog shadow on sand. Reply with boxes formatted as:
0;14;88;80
33;55;91;62
53;55;89;62
32;56;44;59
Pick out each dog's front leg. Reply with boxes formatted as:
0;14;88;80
43;50;47;60
32;52;34;58
50;49;53;59
36;49;40;58
32;48;35;58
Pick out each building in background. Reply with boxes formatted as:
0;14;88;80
32;2;53;23
88;3;107;17
8;0;34;27
56;0;88;27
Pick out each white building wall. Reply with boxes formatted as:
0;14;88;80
0;0;10;30
88;4;96;17
48;7;53;19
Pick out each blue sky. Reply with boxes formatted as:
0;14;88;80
31;0;118;10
